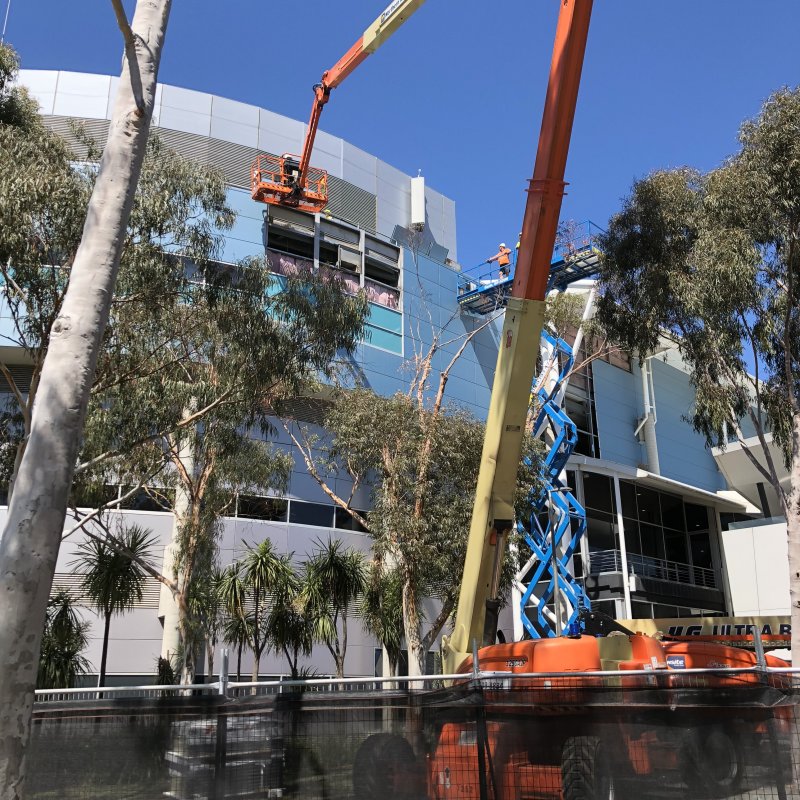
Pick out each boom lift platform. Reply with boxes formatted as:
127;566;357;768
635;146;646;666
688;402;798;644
250;0;427;214
457;221;603;315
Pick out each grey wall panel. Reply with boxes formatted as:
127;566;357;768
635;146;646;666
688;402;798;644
41;115;110;157
211;95;260;127
208;137;260;190
18;68;58;115
327;175;377;231
51;72;111;120
159;106;212;138
209;115;258;149
161;84;213;116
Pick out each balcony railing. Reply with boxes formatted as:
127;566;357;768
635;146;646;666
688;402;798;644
588;548;717;589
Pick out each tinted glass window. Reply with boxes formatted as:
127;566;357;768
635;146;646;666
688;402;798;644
582;472;614;514
334;507;369;533
289;501;334;527
640;523;665;560
585;510;617;551
660;492;685;530
619;480;637;519
690;531;713;569
238;496;288;522
664;528;689;563
685;503;709;532
623;519;642;554
636;487;662;526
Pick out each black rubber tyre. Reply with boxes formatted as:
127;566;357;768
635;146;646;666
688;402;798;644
561;736;616;800
682;726;742;798
352;733;420;800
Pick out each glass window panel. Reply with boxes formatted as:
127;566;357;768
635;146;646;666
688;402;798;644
636;487;662;526
334;507;369;533
640;523;665;560
664;529;689;563
690;531;713;569
289;500;334;527
238;496;288;522
619;480;637;519
660;492;685;531
582;472;614;514
685;503;710;532
632;601;653;619
623;518;641;554
585;510;617;551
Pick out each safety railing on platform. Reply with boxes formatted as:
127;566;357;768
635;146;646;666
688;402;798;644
589;548;718;589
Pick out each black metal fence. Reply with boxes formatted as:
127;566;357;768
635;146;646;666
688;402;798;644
29;670;800;800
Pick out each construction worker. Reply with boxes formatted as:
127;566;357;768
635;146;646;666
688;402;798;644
486;243;512;279
514;232;522;265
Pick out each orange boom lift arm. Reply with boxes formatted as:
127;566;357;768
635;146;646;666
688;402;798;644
251;0;427;213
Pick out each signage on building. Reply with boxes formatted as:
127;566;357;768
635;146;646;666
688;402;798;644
619;616;791;649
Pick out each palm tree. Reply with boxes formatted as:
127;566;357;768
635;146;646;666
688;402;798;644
37;591;91;689
219;542;294;681
267;575;314;679
222;610;253;681
72;525;155;687
360;560;404;677
187;566;224;682
303;538;367;678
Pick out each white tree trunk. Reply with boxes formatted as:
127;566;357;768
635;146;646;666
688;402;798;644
0;3;171;797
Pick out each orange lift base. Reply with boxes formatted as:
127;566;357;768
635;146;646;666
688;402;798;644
250;154;329;214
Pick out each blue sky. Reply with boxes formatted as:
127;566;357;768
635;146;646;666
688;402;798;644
7;1;800;267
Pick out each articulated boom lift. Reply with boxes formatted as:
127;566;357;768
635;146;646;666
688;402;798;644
250;0;427;214
441;0;594;675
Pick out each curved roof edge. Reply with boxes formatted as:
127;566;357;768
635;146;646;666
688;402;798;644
18;69;457;259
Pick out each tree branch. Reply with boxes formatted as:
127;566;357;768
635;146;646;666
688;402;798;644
110;0;134;46
283;422;371;530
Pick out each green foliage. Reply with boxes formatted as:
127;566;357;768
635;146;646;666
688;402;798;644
359;561;404;672
72;525;156;618
598;87;800;491
155;655;177;686
37;591;91;690
0;43;43;130
318;389;544;648
71;524;155;686
302;538;366;676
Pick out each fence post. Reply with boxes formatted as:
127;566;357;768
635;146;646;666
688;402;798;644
219;648;229;697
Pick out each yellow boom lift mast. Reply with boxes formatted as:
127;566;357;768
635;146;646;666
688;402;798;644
441;0;594;674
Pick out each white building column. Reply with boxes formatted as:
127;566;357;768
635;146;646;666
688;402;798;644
612;475;633;618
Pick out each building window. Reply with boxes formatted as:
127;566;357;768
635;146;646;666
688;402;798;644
266;206;314;260
288;500;335;527
334;507;369;533
237;496;288;522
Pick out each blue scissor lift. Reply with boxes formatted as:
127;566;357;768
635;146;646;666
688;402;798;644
458;222;603;638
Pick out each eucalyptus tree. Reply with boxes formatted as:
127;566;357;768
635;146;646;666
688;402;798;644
302;538;367;678
1;0;172;788
36;591;91;691
597;87;800;660
290;389;543;675
72;524;156;688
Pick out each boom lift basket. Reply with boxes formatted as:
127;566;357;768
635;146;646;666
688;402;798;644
251;154;329;214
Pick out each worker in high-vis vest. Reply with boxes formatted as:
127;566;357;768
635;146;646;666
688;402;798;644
487;242;512;272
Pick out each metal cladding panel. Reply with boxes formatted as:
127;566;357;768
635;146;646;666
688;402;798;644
592;360;643;469
327;175;377;231
649;358;726;492
41;115;110;157
208;137;260;190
